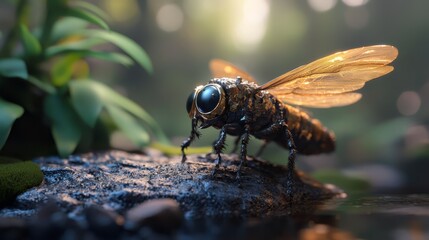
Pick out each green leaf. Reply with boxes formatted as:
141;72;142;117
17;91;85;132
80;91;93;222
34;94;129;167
312;169;371;193
78;51;134;66
151;141;212;156
65;7;109;30
18;24;42;57
69;80;169;144
0;99;24;150
26;76;56;94
51;17;89;43
106;104;150;147
69;80;104;127
72;1;110;21
82;29;153;73
58;50;133;66
51;54;80;87
44;93;82;156
45;38;106;58
0;58;28;79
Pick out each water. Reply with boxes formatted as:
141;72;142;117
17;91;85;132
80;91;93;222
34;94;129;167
180;194;429;240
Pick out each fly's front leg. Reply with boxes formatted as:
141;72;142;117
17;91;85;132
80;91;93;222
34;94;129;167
212;127;227;176
181;118;200;163
212;123;242;176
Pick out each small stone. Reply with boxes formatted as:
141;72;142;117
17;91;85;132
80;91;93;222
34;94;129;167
30;201;71;240
68;156;84;165
84;205;124;239
125;198;183;233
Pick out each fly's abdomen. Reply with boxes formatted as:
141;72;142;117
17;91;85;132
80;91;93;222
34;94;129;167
283;105;335;155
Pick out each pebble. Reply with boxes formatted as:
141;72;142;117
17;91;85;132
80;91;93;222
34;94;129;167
85;205;124;239
125;198;183;233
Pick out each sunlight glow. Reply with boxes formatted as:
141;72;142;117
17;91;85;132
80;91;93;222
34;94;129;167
397;91;421;116
232;0;270;52
307;0;338;12
156;4;184;32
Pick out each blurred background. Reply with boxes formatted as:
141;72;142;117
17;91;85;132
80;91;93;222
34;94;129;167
2;0;429;193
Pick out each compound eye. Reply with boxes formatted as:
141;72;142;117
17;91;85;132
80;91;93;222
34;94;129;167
196;85;221;114
186;92;195;113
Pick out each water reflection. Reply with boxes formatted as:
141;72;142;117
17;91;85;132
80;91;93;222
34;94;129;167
181;195;429;240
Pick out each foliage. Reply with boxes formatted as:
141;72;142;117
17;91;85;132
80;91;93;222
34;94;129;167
0;0;169;157
0;157;44;204
311;169;371;193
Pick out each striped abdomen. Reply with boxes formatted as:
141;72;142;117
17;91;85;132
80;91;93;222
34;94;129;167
281;105;335;155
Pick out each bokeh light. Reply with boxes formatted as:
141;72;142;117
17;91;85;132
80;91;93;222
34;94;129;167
156;4;184;32
404;125;429;150
397;91;421;116
342;0;369;7
307;0;338;12
103;0;139;23
232;0;270;52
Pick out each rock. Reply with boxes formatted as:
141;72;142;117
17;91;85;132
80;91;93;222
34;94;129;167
29;201;73;240
125;198;183;233
84;205;124;239
0;217;28;240
0;150;344;220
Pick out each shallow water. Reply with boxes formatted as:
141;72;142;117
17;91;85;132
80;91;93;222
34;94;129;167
180;194;429;240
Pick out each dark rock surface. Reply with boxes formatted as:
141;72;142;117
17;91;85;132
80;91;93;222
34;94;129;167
0;150;344;219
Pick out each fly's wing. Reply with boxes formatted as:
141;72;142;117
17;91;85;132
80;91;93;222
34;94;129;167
210;59;258;84
259;45;398;108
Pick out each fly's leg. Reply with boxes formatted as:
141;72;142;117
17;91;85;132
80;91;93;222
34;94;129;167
237;125;250;180
181;118;200;163
283;124;297;200
252;119;297;199
212;126;228;176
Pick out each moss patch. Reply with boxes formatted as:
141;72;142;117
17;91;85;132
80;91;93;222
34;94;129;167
0;160;44;205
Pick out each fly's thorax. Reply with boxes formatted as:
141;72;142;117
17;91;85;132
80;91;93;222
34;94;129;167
250;90;279;122
210;78;259;114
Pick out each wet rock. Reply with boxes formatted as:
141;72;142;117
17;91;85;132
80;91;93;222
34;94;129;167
0;150;343;220
125;198;183;233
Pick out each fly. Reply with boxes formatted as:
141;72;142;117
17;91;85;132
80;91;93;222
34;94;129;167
181;45;398;192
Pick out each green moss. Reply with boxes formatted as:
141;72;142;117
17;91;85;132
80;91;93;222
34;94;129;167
0;161;44;204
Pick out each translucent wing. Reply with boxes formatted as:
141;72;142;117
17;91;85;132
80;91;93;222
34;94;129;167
210;59;258;84
259;45;398;108
273;92;362;108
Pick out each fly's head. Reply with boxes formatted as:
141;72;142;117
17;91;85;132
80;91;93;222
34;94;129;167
186;83;227;128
